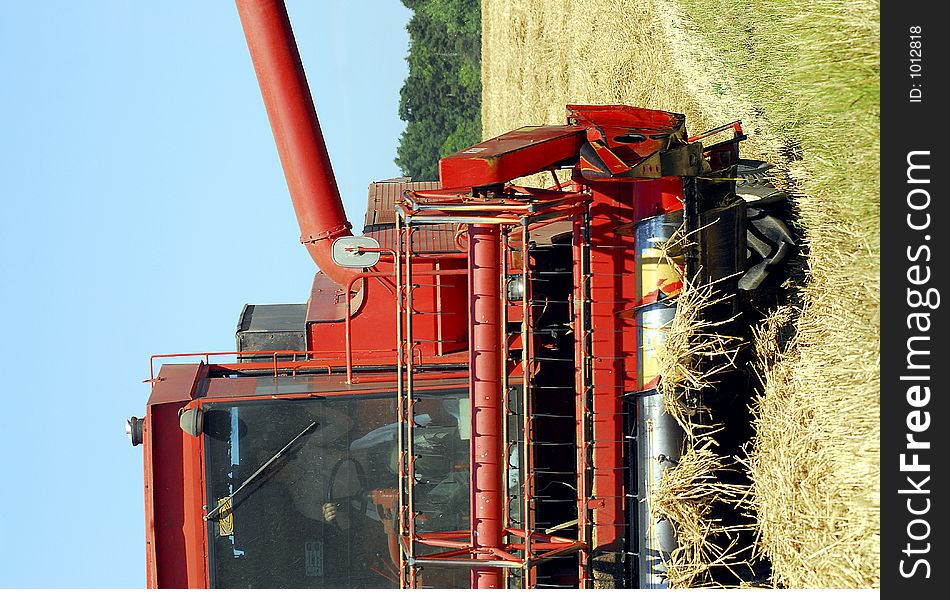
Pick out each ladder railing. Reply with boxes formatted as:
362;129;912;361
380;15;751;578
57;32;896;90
394;188;591;589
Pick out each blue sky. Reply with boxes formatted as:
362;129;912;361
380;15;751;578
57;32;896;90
0;0;412;587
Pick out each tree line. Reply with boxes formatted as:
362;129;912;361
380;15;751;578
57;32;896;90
395;0;481;181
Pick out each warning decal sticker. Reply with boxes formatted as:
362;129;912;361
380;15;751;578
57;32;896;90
216;497;234;537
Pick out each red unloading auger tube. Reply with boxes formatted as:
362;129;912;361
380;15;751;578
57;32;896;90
236;0;358;286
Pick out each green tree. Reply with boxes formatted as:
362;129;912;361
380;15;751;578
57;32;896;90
395;0;481;181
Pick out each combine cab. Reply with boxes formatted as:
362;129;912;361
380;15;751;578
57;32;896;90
130;0;791;589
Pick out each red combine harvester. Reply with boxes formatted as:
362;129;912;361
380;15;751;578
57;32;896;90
129;0;790;589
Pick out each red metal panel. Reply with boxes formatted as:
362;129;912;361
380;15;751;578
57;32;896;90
307;258;469;367
585;181;636;582
146;403;189;588
567;105;686;142
366;224;460;254
633;177;685;222
144;363;207;588
364;179;441;228
146;364;203;406
305;272;357;324
182;431;208;587
439;126;584;188
202;376;257;399
196;373;469;400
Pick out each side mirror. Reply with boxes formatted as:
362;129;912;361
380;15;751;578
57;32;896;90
331;235;381;268
126;416;144;446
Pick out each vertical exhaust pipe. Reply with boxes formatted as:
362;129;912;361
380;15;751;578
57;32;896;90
469;224;504;589
236;0;356;285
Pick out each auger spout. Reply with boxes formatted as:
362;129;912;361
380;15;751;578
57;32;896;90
236;0;357;285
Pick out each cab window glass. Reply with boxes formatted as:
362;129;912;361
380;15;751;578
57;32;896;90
203;389;470;588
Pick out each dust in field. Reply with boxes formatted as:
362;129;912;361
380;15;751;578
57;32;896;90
483;0;879;588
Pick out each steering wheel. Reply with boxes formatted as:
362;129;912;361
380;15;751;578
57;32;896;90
326;457;369;520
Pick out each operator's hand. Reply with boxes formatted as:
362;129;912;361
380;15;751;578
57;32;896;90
323;502;351;530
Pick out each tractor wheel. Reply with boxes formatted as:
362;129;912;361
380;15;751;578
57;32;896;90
736;161;797;291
